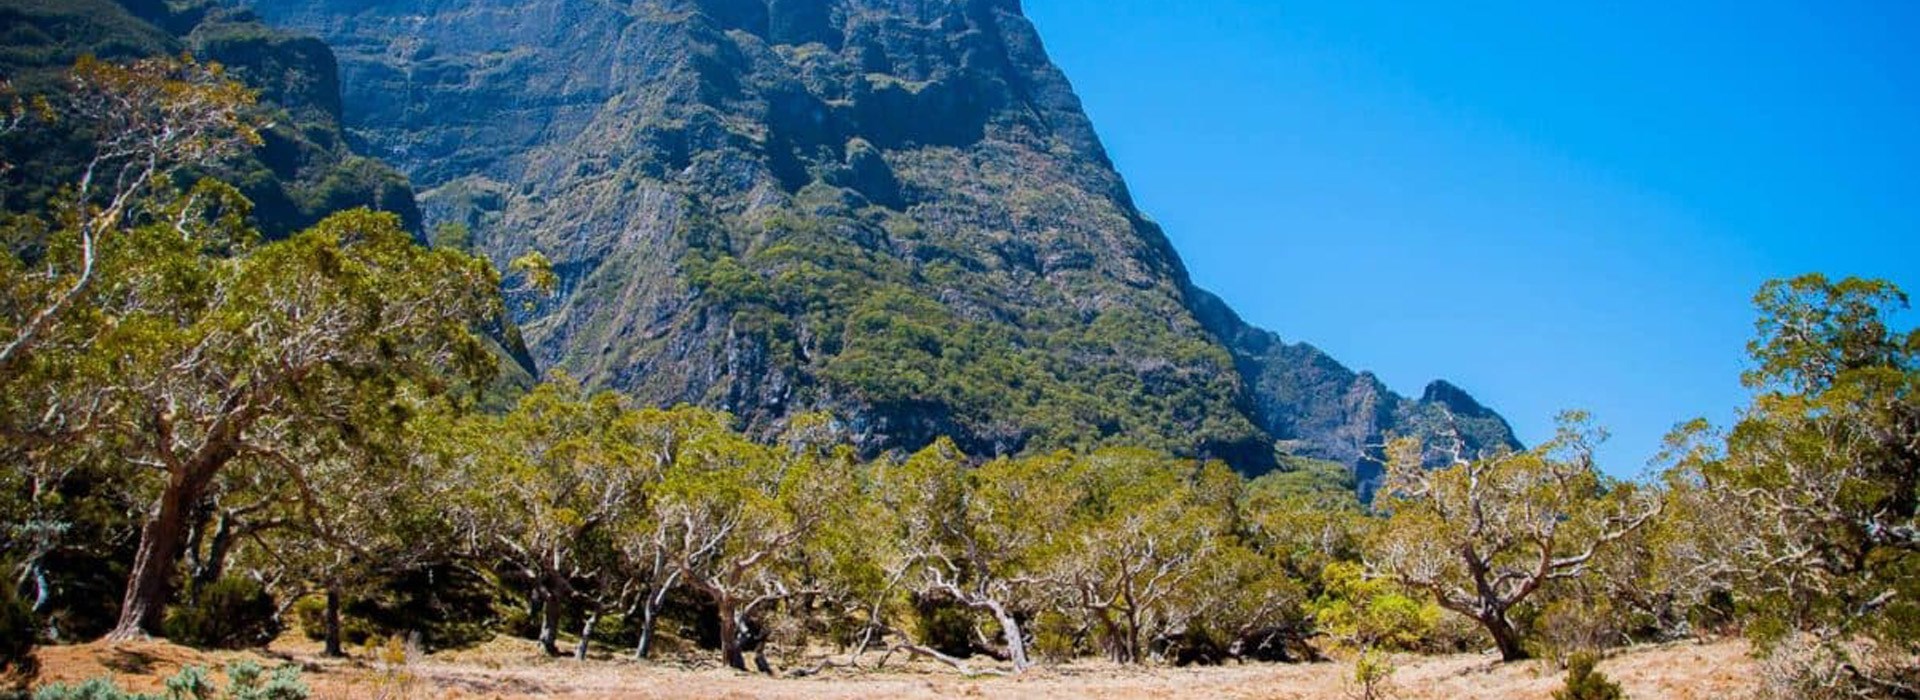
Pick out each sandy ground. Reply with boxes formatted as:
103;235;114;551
31;636;1761;699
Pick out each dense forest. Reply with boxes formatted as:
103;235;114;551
0;55;1915;700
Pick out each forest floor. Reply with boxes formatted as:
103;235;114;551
32;634;1762;699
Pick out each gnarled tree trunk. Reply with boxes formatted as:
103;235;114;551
538;590;563;657
632;571;679;661
108;466;214;641
634;599;660;660
1483;612;1528;662
716;598;747;671
192;511;239;589
982;599;1032;672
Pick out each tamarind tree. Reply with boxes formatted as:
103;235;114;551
1368;415;1660;661
1669;275;1920;695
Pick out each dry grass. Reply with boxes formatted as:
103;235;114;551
32;636;1761;699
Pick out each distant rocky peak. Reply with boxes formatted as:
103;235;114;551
244;0;1519;486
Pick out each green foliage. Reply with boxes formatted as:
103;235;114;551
218;661;308;700
507;251;557;298
288;597;341;644
1367;414;1660;662
1242;461;1368;587
1553;652;1626;700
344;567;501;651
1310;562;1436;653
1524;596;1623;662
1028;610;1080;663
430;222;473;252
32;676;135;700
1350;647;1396;700
162;577;279;650
667;195;1265;460
32;662;306;700
1659;275;1920;695
911;601;976;659
0;586;34;683
0;50;499;642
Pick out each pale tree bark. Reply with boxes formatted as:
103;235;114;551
925;568;1032;672
631;566;682;660
574;610;598;661
1369;421;1661;663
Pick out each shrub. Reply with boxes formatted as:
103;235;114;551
0;587;37;684
32;661;307;700
289;596;376;648
1757;636;1919;700
222;661;307;700
1420;610;1486;655
161;577;280;649
31;675;129;700
1350;647;1397;700
1311;562;1436;653
288;597;327;643
1530;597;1622;662
340;566;501;651
1552;652;1626;700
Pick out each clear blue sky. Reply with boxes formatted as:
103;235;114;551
1023;1;1920;476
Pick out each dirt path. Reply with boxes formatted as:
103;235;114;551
33;637;1760;699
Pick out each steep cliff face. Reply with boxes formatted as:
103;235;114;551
246;0;1518;476
0;0;423;238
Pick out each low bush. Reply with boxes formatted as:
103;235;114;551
0;587;37;685
32;661;307;700
1552;652;1626;700
1757;636;1919;700
1530;598;1623;662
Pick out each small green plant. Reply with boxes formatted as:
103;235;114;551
225;661;307;700
1350;647;1397;700
1553;652;1626;700
32;661;307;700
163;666;215;700
31;675;132;700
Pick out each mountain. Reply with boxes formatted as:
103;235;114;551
0;0;423;239
0;0;541;385
241;0;1518;479
1190;290;1519;494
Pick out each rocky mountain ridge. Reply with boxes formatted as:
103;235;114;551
242;0;1520;479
